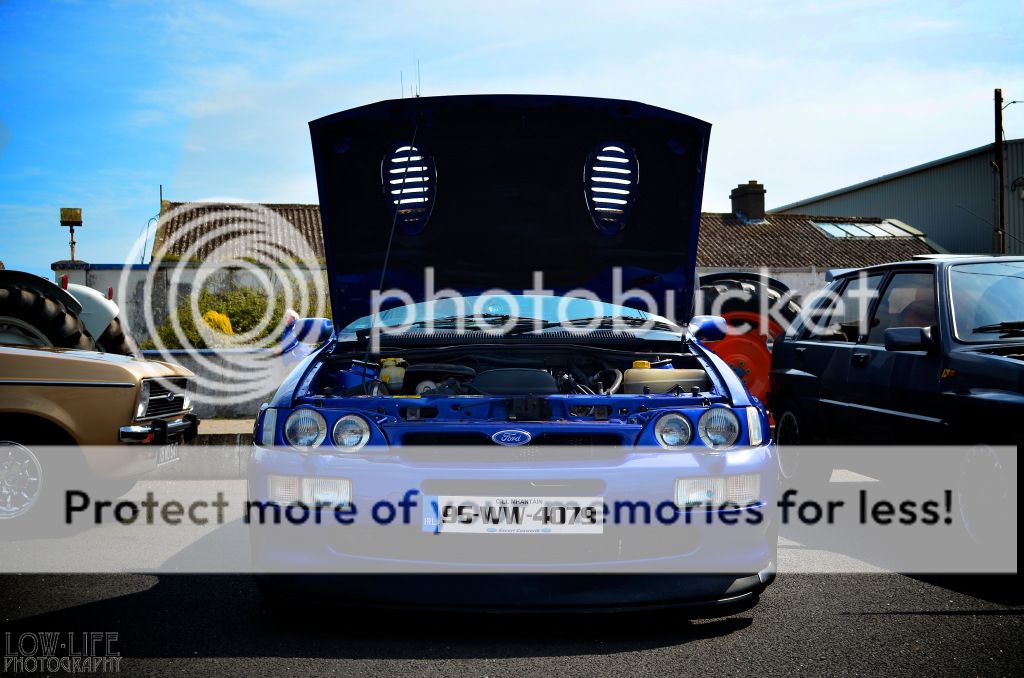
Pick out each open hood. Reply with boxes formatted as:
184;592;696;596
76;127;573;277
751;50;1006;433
309;95;710;330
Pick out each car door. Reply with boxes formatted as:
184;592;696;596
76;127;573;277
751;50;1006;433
773;273;884;442
844;269;945;444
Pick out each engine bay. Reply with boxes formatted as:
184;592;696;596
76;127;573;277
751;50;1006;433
310;345;715;400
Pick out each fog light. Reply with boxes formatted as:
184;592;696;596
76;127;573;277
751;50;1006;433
727;474;760;505
676;474;760;508
301;478;352;506
676;477;725;507
268;474;300;503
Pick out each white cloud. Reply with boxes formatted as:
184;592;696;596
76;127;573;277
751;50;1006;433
129;1;1024;214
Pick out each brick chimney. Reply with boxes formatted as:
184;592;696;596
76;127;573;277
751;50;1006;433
730;180;766;221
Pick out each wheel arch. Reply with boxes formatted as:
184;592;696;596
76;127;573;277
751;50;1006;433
0;411;78;446
0;270;82;316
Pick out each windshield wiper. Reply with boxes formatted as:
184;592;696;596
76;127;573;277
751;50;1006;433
971;320;1024;338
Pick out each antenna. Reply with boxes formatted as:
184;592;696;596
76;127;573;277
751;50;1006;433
400;70;404;98
417;59;421;97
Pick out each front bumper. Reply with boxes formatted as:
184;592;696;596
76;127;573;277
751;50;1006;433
255;568;776;612
247;443;779;607
119;413;199;445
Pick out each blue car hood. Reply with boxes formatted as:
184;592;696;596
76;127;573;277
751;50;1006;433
309;95;711;329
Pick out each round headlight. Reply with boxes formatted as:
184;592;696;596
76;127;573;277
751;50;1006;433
698;408;741;449
283;409;327;449
654;413;693;449
332;415;371;451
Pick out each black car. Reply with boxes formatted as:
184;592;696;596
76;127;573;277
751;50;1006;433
769;255;1021;466
768;256;1021;546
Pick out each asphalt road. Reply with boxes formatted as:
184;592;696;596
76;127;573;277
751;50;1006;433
1;478;1021;676
1;571;1021;676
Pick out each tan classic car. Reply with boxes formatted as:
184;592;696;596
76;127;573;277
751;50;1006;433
0;345;199;522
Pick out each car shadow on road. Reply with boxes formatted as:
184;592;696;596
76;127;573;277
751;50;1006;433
0;574;754;660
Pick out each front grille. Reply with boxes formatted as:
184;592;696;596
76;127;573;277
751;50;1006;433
399;432;624;447
143;378;189;418
395;430;625;462
401;433;491;446
533;433;623;446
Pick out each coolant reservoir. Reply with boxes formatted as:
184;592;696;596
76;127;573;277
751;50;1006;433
380;358;406;392
623;360;710;394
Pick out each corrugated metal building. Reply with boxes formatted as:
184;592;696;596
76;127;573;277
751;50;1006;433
771;139;1024;255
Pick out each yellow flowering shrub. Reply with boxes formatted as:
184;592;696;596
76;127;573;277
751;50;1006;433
202;310;234;335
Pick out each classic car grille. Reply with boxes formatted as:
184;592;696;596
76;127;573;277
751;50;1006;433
143;378;189;418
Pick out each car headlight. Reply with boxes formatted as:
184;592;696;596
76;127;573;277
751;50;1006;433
135;380;151;419
654;413;693;449
284;409;327;449
332;415;371;451
697;408;740;449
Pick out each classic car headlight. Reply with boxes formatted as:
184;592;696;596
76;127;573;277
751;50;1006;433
135;380;151;419
697;407;741;449
332;415;371;451
654;413;693;449
284;409;327;449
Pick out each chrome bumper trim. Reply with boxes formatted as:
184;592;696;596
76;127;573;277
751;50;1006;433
119;414;199;444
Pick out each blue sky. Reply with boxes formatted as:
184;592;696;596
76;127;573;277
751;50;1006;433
1;0;1022;277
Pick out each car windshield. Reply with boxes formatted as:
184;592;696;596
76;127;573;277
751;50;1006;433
949;261;1024;342
340;295;678;333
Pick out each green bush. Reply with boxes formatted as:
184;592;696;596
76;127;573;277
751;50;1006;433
141;284;330;349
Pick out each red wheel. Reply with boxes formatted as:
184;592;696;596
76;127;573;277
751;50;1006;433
703;310;783;404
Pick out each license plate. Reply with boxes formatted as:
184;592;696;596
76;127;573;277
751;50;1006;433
157;443;180;465
423;496;604;534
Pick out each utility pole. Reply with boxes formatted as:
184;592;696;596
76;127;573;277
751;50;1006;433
994;88;1006;254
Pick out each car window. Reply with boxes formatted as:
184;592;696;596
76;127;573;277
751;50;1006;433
866;272;936;345
801;274;884;342
949;261;1024;342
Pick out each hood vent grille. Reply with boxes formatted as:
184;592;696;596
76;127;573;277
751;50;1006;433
382;144;436;235
585;143;638;235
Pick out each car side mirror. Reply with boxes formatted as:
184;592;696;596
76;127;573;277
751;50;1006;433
688;315;728;342
293;317;334;345
884;326;934;352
